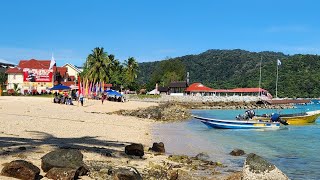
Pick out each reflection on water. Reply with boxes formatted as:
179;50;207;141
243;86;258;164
153;104;320;180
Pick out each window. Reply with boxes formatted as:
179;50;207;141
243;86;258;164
13;74;16;79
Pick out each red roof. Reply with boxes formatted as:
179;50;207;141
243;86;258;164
55;67;68;76
19;59;51;69
104;84;112;88
185;83;214;92
5;67;23;73
230;88;267;93
213;88;268;93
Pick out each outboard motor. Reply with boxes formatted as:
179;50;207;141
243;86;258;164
271;113;289;125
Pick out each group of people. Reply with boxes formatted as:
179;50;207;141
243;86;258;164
53;91;74;105
53;90;124;107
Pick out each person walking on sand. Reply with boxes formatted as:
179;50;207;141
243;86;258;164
79;93;84;106
101;93;106;104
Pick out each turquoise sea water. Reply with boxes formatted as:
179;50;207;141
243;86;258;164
153;103;320;180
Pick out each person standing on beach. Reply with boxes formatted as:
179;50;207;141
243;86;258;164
79;93;84;106
101;93;106;104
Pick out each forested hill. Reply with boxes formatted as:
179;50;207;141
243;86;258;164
138;49;320;98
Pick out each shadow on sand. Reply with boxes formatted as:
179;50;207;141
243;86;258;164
0;131;134;158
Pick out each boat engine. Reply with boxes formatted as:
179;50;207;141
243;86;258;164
271;113;289;125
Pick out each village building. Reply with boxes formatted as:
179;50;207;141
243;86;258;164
185;82;214;96
168;81;189;96
63;63;82;82
5;59;77;94
185;83;272;98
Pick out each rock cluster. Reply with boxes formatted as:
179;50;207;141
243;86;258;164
113;102;191;121
242;153;289;180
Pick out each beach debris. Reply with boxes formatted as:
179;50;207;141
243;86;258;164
229;149;245;156
41;149;89;176
1;160;40;180
242;153;289;180
194;152;210;161
112;167;142;180
149;142;165;153
45;167;80;180
125;143;144;157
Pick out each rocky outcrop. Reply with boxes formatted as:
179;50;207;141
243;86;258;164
41;149;88;175
230;149;245;156
149;142;165;153
113;102;191;121
1;160;40;180
125;143;144;157
194;152;210;161
45;167;79;180
242;153;289;180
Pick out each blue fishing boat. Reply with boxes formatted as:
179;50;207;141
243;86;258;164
193;115;281;129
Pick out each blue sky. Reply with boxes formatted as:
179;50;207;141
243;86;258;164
0;0;319;66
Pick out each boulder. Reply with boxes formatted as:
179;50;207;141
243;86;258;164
1;160;40;180
242;153;289;180
194;152;210;161
41;149;88;175
230;149;245;156
45;167;79;180
113;167;142;180
125;143;144;157
150;142;165;153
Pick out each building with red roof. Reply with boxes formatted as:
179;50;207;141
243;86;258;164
185;83;215;96
184;83;272;98
5;59;75;94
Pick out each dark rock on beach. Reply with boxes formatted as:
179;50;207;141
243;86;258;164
194;152;210;161
242;153;289;180
41;149;88;176
45;167;79;180
149;142;165;153
230;149;245;156
125;143;144;157
113;167;142;180
1;160;40;180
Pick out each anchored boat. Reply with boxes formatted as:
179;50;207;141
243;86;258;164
193;115;281;129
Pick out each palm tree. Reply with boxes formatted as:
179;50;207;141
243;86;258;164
84;47;112;83
124;57;139;84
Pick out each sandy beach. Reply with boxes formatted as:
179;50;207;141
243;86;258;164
0;96;161;179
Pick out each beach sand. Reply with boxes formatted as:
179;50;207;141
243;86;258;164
0;96;163;179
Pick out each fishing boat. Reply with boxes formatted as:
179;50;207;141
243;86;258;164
193;115;281;129
254;110;320;125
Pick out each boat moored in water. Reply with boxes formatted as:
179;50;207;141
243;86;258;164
193;115;281;129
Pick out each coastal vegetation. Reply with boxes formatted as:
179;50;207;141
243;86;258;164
138;49;320;98
81;47;139;90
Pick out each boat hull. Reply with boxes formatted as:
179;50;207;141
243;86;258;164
282;113;319;125
194;116;280;129
254;110;320;125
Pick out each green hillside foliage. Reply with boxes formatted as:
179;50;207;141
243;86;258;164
137;49;320;98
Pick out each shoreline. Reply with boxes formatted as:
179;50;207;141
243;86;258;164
0;96;238;179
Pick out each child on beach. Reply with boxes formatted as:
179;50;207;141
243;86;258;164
79;93;84;106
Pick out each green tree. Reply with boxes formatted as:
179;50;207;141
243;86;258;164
83;47;112;83
124;57;139;88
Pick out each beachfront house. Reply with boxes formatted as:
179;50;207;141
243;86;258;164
168;81;189;96
63;63;83;82
5;59;77;94
213;88;271;98
185;83;215;96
